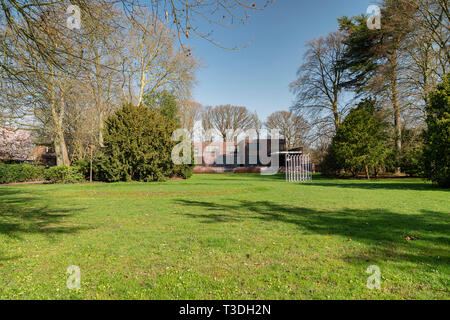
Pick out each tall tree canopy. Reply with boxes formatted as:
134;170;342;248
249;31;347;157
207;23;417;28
423;75;450;188
338;0;449;173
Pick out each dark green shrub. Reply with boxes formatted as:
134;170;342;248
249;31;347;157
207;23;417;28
423;75;450;188
172;163;194;179
319;144;340;177
329;99;389;178
45;166;84;184
72;159;90;180
91;153;113;182
99;104;181;182
0;164;45;184
400;129;424;176
143;90;180;122
170;143;194;180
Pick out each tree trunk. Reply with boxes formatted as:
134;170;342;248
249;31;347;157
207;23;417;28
333;100;340;132
90;147;93;183
95;56;105;147
98;109;104;147
137;61;146;106
391;52;402;175
54;129;70;167
52;95;70;167
364;162;370;180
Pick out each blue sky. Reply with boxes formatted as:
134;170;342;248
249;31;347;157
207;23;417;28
186;0;372;120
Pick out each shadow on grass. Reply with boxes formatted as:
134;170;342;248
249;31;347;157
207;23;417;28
175;199;450;266
310;180;447;191
195;173;445;192
0;188;88;261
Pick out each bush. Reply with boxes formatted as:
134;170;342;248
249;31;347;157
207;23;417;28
330;99;389;178
72;159;90;180
424;75;450;188
400;130;424;176
99;104;181;182
0;164;45;184
172;163;194;179
45;165;85;184
320;144;340;177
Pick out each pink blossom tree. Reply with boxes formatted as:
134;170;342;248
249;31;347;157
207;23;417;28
0;127;34;161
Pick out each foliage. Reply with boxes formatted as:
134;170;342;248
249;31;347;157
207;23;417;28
172;145;195;180
0;128;34;161
423;75;450;187
172;163;194;180
0;164;45;184
319;144;340;176
44;166;85;184
98;104;180;182
72;159;90;180
143;90;180;122
331;99;389;177
399;128;425;176
337;15;379;92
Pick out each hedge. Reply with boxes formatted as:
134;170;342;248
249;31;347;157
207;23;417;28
44;165;85;184
0;164;86;184
0;164;45;184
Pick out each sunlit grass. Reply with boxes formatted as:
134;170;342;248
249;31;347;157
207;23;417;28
0;174;448;299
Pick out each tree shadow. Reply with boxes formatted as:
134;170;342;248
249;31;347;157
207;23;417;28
309;180;448;191
175;199;450;266
0;188;89;261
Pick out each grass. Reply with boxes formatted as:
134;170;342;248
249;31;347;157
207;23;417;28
0;174;448;300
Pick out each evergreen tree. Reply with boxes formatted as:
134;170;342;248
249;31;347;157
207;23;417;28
100;104;179;182
143;90;180;122
338;1;417;174
423;75;450;188
332;99;389;179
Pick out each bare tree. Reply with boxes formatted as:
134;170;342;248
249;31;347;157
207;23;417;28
400;0;449;113
0;0;272;166
83;2;124;147
414;0;449;67
249;111;263;138
178;100;203;136
202;105;253;141
290;31;350;132
124;9;199;106
265;111;310;149
7;6;87;166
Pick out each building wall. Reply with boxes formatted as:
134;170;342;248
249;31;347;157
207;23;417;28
192;139;286;169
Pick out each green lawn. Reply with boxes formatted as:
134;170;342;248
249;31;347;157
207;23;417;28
0;174;448;299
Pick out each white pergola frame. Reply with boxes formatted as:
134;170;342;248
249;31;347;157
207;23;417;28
282;152;312;183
